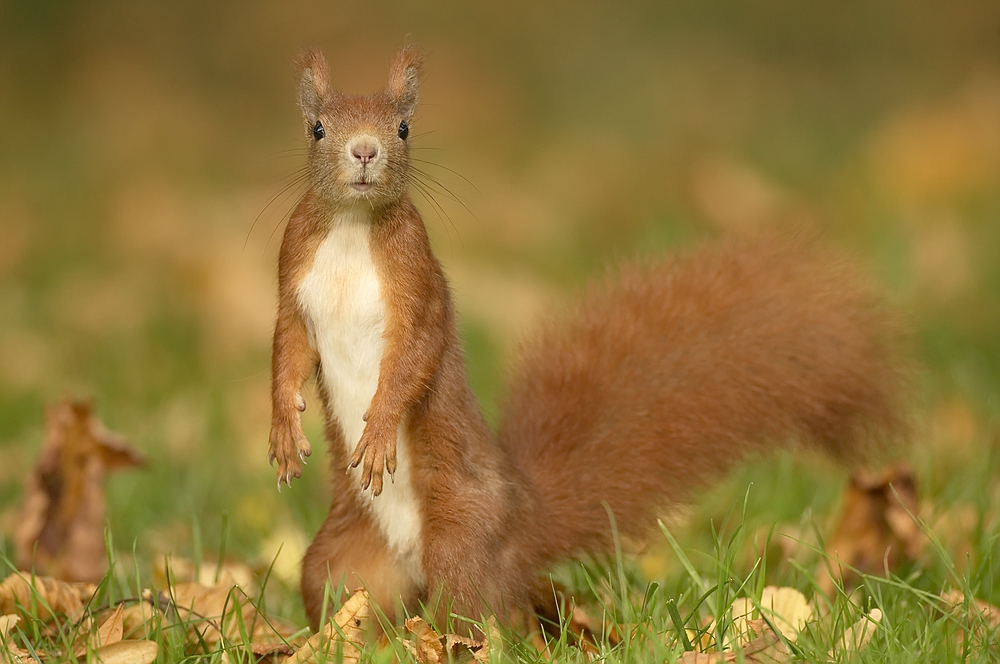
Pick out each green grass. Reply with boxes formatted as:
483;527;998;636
3;457;999;662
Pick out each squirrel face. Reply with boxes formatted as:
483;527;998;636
297;46;423;210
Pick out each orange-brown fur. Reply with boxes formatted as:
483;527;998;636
270;45;912;630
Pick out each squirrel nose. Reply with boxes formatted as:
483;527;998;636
350;140;378;165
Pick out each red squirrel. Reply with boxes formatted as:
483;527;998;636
268;45;912;628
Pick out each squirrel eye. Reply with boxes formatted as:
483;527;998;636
312;121;325;141
398;121;409;141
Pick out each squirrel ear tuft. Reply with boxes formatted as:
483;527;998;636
388;44;423;121
297;48;330;124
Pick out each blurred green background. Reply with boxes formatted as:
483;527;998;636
1;0;999;610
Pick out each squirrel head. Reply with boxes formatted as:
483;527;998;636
297;44;423;209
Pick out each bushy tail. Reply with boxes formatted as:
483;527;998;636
497;235;912;565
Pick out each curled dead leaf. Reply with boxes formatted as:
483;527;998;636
0;615;19;638
830;608;882;657
404;616;443;664
680;619;791;664
14;400;143;584
444;617;501;664
941;590;1000;647
154;555;257;594
120;599;162;638
73;602;125;656
92;639;159;664
679;651;736;663
818;463;923;596
706;586;812;651
740;619;791;664
0;573;96;622
286;589;371;664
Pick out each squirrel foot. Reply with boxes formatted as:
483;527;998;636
268;415;312;489
348;420;397;497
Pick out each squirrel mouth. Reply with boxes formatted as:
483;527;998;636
350;181;372;193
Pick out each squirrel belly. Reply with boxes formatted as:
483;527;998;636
295;206;425;588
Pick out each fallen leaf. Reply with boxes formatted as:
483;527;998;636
154;555;258;594
679;651;736;663
13;399;143;583
740;619;791;663
680;619;791;664
0;615;18;640
92;639;159;664
757;587;812;640
444;616;502;664
1;639;31;664
1;614;30;664
286;589;371;664
706;586;812;650
404;616;443;664
940;589;1000;647
831;608;882;657
72;602;125;656
0;572;96;622
97;603;125;647
817;463;923;595
120;598;162;638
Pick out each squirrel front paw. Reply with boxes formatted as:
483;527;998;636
348;420;397;497
268;415;312;490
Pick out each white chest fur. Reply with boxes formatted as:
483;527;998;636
296;207;424;584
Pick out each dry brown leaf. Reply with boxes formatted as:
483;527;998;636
286;589;371;664
251;641;296;658
740;619;791;664
941;590;1000;627
120;599;162;638
941;589;1000;646
756;587;812;640
154;555;257;594
72;602;125;657
830;608;882;657
163;573;304;654
404;616;444;664
1;615;29;664
817;463;923;596
679;651;736;663
13;400;143;583
680;619;790;664
1;641;31;664
0;573;96;622
97;603;125;647
0;616;19;639
705;587;812;651
92;639;159;664
444;617;501;664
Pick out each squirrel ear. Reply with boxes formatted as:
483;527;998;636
387;44;423;121
297;48;330;124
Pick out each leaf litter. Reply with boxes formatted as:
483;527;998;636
13;399;144;584
0;403;984;661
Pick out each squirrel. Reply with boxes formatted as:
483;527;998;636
267;45;912;629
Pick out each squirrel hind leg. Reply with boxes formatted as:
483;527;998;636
301;499;422;629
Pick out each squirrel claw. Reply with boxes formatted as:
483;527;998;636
269;416;309;491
